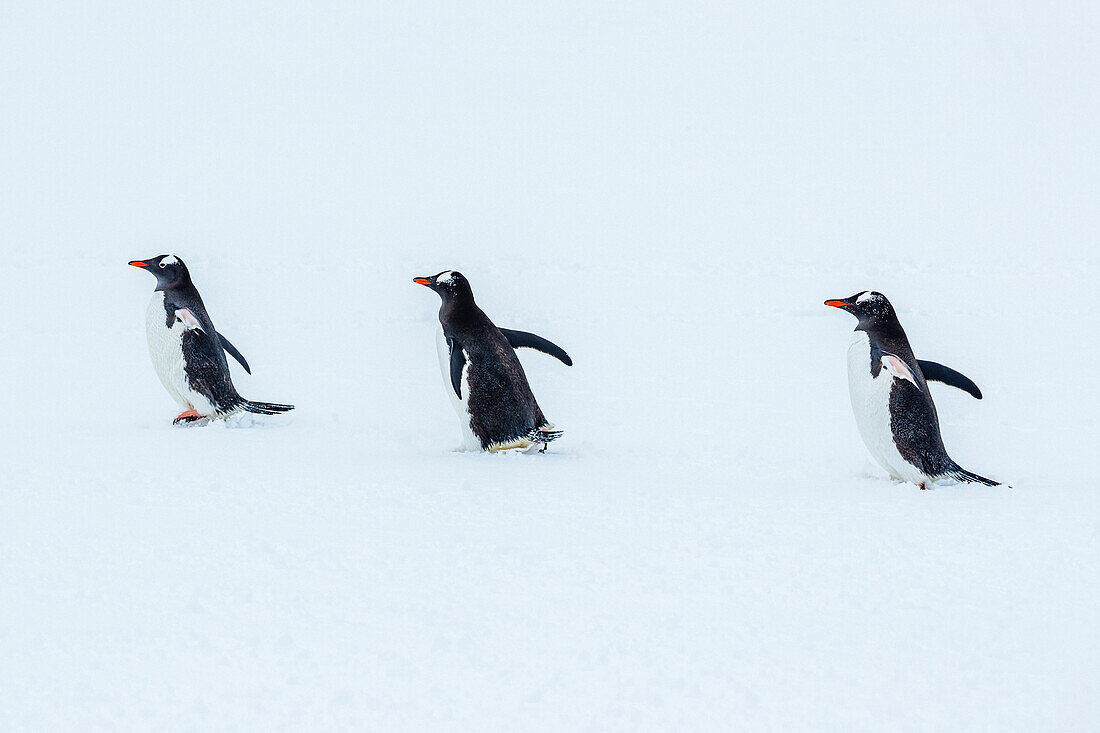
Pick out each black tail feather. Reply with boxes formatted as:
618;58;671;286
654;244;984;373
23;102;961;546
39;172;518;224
242;401;295;416
947;463;1000;486
529;426;563;443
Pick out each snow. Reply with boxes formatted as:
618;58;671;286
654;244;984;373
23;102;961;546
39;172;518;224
2;1;1099;729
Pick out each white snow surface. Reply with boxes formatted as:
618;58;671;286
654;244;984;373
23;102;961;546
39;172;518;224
2;1;1099;730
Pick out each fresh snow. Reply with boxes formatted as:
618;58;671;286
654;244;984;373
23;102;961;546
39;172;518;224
1;1;1098;730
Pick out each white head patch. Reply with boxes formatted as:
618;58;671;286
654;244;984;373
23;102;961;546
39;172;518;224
856;291;878;304
435;271;454;285
160;254;179;268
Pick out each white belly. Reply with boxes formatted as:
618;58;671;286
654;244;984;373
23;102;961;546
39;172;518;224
436;328;481;451
846;331;927;485
145;293;215;415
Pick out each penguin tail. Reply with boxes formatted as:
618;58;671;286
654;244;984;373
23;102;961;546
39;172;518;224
528;425;563;444
242;400;295;416
946;463;1000;486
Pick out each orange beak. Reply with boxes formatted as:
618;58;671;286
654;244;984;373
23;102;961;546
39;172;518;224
413;277;432;285
824;300;849;308
129;260;150;268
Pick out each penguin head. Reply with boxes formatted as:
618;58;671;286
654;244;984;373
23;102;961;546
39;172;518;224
129;254;191;291
825;291;897;328
413;270;474;302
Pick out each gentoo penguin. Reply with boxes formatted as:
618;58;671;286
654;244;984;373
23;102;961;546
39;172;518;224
414;270;571;452
129;255;293;425
825;291;998;488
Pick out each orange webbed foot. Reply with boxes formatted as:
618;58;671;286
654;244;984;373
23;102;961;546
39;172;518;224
173;409;205;425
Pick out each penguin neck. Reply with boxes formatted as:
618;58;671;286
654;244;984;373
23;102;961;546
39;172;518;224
440;290;477;319
156;273;195;294
162;281;200;305
163;283;212;327
859;318;914;359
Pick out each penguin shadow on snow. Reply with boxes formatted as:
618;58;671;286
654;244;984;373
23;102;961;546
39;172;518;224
825;291;1005;490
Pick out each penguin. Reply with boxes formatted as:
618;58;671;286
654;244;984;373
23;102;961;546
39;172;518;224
414;270;571;452
825;291;998;488
129;254;293;425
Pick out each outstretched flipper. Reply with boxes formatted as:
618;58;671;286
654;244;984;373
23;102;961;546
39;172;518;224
217;332;251;374
175;312;250;374
499;328;573;366
917;360;982;399
448;339;467;399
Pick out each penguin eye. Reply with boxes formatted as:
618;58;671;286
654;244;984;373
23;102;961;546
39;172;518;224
159;261;167;269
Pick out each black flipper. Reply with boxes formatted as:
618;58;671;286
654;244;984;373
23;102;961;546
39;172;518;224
449;339;466;399
499;328;573;366
217;332;251;375
917;360;982;399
